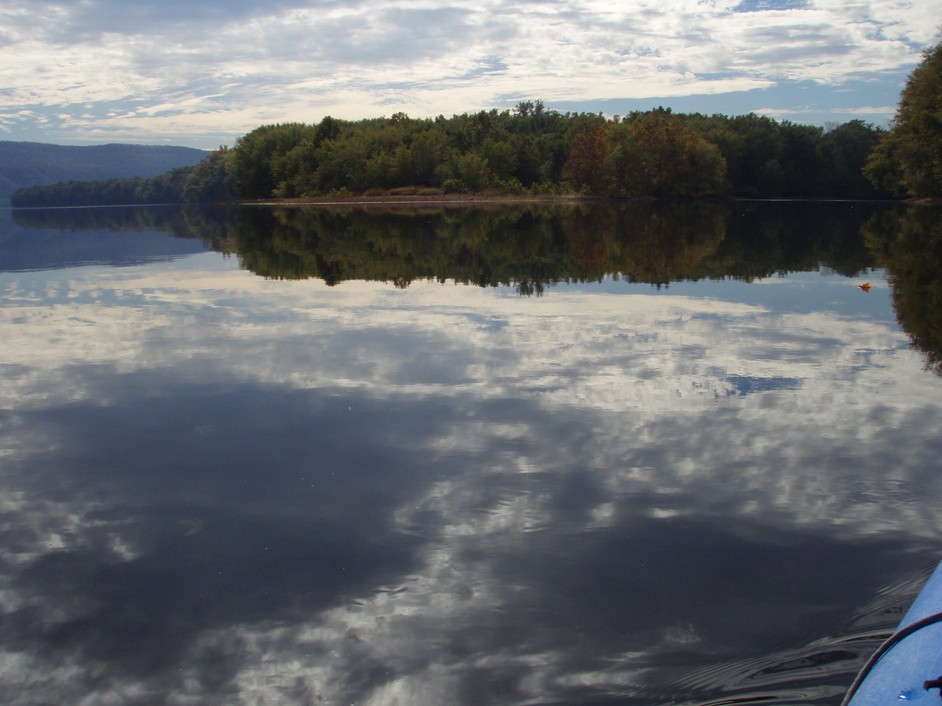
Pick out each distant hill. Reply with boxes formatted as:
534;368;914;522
0;141;207;206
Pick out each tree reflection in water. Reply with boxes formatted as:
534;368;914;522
864;205;942;377
10;199;941;373
208;201;877;288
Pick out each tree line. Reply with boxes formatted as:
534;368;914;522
9;108;889;206
11;37;942;207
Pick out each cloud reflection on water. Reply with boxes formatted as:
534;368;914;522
1;262;940;705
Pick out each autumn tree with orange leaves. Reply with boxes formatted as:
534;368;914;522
562;124;612;194
609;111;728;197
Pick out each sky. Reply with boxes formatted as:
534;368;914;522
0;0;939;149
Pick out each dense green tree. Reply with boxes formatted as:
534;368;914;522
182;147;237;202
817;121;885;199
315;130;375;193
866;38;942;198
863;134;907;196
700;113;785;197
511;135;544;186
439;151;491;192
480;137;518;183
234;123;316;199
394;127;448;187
779;122;825;197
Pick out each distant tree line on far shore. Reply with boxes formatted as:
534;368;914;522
11;148;235;208
0;141;207;206
10;39;942;208
10;107;888;207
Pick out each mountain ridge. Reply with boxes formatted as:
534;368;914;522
0;141;207;206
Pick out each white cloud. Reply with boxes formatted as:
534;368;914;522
0;0;936;144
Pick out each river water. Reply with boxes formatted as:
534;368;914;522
1;201;940;705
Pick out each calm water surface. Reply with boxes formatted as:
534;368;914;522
1;202;941;705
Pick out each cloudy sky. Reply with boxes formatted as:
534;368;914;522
0;0;938;148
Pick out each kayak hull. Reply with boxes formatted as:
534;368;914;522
844;561;942;704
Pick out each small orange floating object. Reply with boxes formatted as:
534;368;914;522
858;282;871;293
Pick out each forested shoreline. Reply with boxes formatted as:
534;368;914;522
10;38;942;208
10;106;891;207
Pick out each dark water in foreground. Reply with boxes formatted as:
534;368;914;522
1;202;941;705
